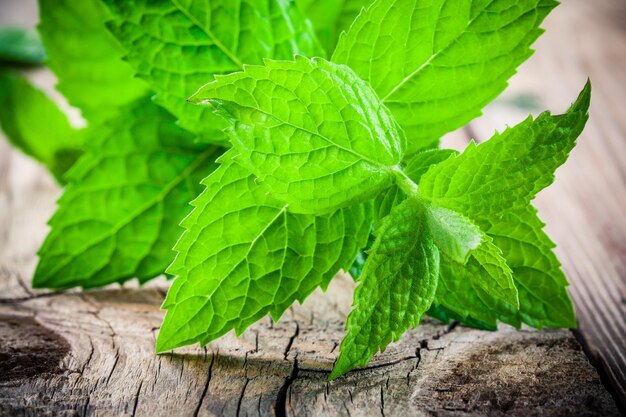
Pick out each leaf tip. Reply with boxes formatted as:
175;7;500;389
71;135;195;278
570;80;592;115
187;81;217;104
186;92;204;104
328;364;347;381
328;349;355;381
31;265;54;289
155;331;176;354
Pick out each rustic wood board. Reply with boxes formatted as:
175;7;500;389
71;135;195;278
0;0;624;415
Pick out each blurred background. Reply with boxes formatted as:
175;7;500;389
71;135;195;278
0;0;625;410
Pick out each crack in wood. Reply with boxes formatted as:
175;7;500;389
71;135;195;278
283;322;300;361
274;357;299;417
235;378;250;417
131;381;143;417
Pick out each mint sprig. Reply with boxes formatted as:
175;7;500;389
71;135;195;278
0;0;591;379
187;58;589;375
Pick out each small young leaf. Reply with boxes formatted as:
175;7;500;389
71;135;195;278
38;0;149;121
0;70;82;182
331;198;439;379
103;0;323;143
333;0;558;152
425;203;519;309
470;236;519;308
33;100;221;289
425;205;481;264
191;56;404;214
157;150;372;352
484;205;576;328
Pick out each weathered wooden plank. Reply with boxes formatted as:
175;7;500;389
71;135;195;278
459;0;626;408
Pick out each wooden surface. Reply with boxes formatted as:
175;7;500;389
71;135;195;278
0;0;625;416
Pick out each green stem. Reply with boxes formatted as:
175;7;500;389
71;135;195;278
391;165;419;198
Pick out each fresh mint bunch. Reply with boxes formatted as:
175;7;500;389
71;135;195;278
0;0;590;378
180;55;589;378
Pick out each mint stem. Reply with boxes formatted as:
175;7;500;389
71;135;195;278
391;166;419;197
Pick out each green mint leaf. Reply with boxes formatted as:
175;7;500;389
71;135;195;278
425;205;481;265
484;205;576;328
435;253;520;329
0;70;82;182
0;27;46;66
296;0;371;53
191;56;404;214
470;235;519;308
333;0;558;152
103;0;323;143
331;198;439;379
157;150;371;352
424;204;519;310
33;100;222;289
419;82;591;217
421;84;589;329
38;0;149;121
